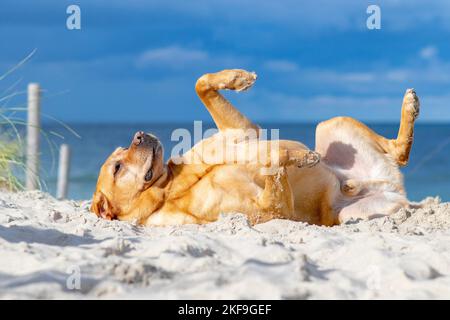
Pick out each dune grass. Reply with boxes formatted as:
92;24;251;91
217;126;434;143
0;50;35;191
0;50;80;194
0;128;24;191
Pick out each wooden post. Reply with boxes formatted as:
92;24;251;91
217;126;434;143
57;144;71;200
26;83;40;190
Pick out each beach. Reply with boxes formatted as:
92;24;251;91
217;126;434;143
1;190;450;299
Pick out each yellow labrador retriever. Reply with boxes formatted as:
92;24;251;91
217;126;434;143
91;69;419;226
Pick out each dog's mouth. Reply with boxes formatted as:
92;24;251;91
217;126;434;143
129;131;163;185
142;144;164;187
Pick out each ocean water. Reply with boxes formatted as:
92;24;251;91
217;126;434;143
39;123;450;202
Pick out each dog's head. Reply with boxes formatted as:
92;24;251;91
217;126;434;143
91;131;164;220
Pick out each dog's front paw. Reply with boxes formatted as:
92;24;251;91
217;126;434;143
288;150;320;168
217;69;257;92
301;150;321;168
403;88;420;120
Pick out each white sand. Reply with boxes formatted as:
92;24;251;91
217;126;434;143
1;190;450;299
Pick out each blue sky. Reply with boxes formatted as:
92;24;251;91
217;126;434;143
1;0;450;123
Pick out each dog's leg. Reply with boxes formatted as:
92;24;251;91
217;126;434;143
253;143;323;224
195;69;260;132
316;89;420;168
198;138;320;169
388;89;420;166
256;167;295;223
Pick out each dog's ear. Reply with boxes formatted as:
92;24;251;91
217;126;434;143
91;191;114;220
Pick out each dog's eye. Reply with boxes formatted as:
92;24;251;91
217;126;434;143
114;163;122;175
144;169;153;182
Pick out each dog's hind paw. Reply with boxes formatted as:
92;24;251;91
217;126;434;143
403;88;420;120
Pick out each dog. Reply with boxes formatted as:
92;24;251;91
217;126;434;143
91;69;419;226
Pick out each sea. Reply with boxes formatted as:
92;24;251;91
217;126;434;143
38;123;450;202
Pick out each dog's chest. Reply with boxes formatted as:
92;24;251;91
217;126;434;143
184;165;262;218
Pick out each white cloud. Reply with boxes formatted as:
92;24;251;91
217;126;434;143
136;46;208;68
336;72;375;83
254;91;402;121
252;55;450;96
263;60;299;73
134;45;252;72
420;46;438;60
239;89;450;122
386;70;409;82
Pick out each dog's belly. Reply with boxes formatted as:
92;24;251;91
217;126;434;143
183;163;339;225
316;120;409;222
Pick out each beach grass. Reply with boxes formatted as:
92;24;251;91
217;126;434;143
0;128;24;191
0;50;34;191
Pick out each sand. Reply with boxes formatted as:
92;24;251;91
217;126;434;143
1;190;450;299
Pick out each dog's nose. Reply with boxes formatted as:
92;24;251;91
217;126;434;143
133;131;145;146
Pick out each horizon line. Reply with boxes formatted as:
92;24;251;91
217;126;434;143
39;120;450;126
